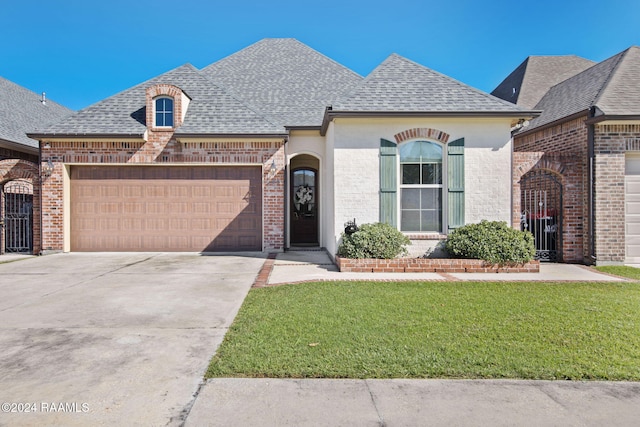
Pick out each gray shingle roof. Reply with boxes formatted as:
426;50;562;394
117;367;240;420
38;64;284;136
595;46;640;116
0;76;72;149
491;56;596;109
202;38;363;127
525;47;640;131
332;54;531;113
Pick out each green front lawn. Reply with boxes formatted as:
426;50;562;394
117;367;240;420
207;281;640;380
594;265;640;281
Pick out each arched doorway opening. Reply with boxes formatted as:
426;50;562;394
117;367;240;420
520;170;562;262
290;154;319;246
2;179;34;253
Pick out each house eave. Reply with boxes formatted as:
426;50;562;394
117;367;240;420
174;132;288;140
0;138;39;155
27;132;146;140
515;109;591;138
584;115;640;125
320;109;541;135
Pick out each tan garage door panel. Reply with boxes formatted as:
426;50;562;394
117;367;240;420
625;176;640;261
70;166;262;252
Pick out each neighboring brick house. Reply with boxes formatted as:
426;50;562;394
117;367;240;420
0;77;71;254
28;38;536;256
494;46;640;265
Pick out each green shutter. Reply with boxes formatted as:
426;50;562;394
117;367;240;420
447;138;465;230
380;138;397;227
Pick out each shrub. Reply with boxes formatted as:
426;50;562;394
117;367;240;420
445;220;535;264
337;222;411;259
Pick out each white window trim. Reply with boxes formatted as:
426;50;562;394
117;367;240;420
154;96;174;128
397;140;448;234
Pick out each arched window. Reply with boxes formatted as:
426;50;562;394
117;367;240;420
399;140;443;232
155;97;174;127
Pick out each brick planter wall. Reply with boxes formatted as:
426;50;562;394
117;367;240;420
336;257;540;273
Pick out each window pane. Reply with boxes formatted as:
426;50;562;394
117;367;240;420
401;188;420;209
421;188;441;210
400;142;422;162
401;211;420;232
402;164;420;184
165;112;174;127
156;112;163;126
422;164;442;184
421;210;442;231
420;142;442;162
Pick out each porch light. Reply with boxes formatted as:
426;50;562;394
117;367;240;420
269;160;277;175
42;158;54;178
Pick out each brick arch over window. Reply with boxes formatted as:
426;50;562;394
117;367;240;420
0;159;41;254
394;128;450;145
145;84;188;129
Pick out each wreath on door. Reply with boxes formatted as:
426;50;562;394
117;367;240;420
294;184;313;211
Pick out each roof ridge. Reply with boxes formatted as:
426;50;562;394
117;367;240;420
592;47;632;108
388;53;530;111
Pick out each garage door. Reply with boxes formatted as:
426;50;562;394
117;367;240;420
70;166;262;252
625;155;640;262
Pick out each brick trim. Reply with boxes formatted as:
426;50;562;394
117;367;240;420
394;128;450;144
336;256;540;273
146;84;186;129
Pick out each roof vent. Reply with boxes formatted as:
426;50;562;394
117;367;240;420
41;92;46;105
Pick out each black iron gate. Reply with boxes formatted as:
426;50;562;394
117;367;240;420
2;180;33;253
520;171;562;262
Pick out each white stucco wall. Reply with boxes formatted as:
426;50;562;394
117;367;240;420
327;117;514;255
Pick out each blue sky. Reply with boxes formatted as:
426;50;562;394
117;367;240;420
2;0;639;111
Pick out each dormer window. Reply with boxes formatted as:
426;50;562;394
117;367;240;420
155;97;174;128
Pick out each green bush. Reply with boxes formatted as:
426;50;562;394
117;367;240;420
337;222;411;259
445;220;535;264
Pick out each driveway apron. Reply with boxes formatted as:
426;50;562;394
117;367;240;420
0;252;264;427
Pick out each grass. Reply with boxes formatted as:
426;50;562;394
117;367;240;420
207;281;640;380
594;265;640;281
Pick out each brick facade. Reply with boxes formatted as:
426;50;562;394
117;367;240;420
592;124;640;263
0;159;41;254
40;137;285;252
514;116;640;264
513;116;589;263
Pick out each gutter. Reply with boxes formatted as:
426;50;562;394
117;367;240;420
585;114;640;125
27;132;145;140
320;109;542;135
175;133;288;139
0;138;39;155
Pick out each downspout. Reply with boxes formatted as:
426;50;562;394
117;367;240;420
283;135;289;251
588;107;596;262
38;140;43;255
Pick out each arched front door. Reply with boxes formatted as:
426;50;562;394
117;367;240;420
291;167;318;245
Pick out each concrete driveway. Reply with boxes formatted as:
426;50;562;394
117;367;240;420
0;252;265;427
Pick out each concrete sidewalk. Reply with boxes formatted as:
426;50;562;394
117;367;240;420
265;250;625;285
186;378;640;426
